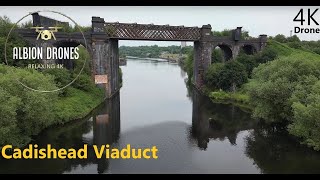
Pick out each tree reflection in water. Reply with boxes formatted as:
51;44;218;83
245;125;320;174
0;93;121;174
189;86;256;150
188;85;320;174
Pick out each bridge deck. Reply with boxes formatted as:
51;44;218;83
104;22;201;41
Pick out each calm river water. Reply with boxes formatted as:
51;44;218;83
1;59;320;174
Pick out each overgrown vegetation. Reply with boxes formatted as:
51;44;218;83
212;29;250;39
0;16;105;147
247;50;320;150
184;29;320;151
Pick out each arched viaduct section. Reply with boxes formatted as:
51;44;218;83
16;13;267;98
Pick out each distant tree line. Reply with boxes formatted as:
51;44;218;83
119;45;193;58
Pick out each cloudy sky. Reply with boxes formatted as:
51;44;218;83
0;6;319;46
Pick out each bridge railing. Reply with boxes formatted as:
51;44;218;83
104;22;201;41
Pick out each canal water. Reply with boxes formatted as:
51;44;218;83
1;59;320;174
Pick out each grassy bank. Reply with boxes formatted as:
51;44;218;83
202;41;297;111
53;87;105;124
196;39;320;151
207;90;252;111
0;64;105;148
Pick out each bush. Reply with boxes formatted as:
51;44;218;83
274;34;287;43
287;42;302;49
212;48;224;63
204;61;247;91
204;63;224;89
53;87;104;123
0;16;105;148
288;77;320;151
184;50;194;80
0;65;58;147
72;45;91;76
0;16;29;66
287;35;300;43
219;61;248;91
254;46;278;64
236;54;257;77
209;90;250;104
71;73;95;92
43;68;72;87
0;88;22;146
247;52;320;123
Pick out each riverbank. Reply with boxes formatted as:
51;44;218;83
0;64;106;148
53;87;105;123
159;53;187;63
194;84;253;112
207;90;252;112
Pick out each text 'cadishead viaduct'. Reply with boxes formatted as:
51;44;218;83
17;13;267;98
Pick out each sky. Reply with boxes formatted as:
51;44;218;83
0;6;319;46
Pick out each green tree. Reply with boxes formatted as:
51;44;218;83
289;77;320;151
218;61;248;92
0;16;29;66
236;53;257;77
287;35;300;43
254;46;278;64
212;29;232;37
0;65;58;147
247;53;320;123
184;50;194;80
204;63;224;89
212;48;224;63
0;88;22;146
274;34;287;43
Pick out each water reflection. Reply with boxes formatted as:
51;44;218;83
0;93;121;174
245;126;320;174
190;87;256;150
1;59;320;174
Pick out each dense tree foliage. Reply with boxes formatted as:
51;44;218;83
212;48;224;63
236;54;256;78
273;34;287;43
204;41;280;90
0;65;58;146
212;29;250;39
183;50;194;81
0;16;105;147
204;61;247;91
289;78;320;150
0;16;30;66
204;63;224;89
247;52;320;150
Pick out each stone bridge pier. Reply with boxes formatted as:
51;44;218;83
193;25;212;89
91;17;120;98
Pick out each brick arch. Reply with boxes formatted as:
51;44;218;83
212;43;233;61
240;43;259;55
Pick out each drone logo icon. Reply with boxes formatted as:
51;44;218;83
30;26;62;41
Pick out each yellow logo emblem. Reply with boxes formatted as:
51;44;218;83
30;27;62;40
